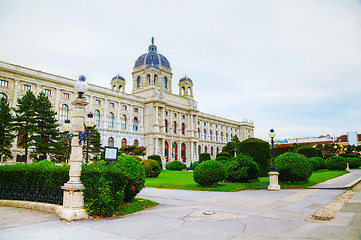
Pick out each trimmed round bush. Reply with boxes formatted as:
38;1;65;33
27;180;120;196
199;153;211;163
297;145;318;158
328;156;347;170
238;138;271;177
148;154;163;169
310;157;325;170
225;154;259;182
113;155;146;202
191;161;200;169
127;155;143;162
165;160;186;171
140;159;161;178
348;158;361;169
35;159;54;166
275;152;313;183
308;157;320;171
215;156;231;165
193;160;226;186
216;151;232;159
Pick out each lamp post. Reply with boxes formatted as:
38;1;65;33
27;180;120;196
59;75;93;221
268;129;280;191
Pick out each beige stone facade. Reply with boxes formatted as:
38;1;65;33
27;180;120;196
0;40;254;165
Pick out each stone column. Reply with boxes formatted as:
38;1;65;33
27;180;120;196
59;98;88;221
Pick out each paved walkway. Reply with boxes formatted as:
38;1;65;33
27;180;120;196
0;170;360;240
309;169;361;189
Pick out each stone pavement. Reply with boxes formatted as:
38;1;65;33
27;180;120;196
0;170;360;240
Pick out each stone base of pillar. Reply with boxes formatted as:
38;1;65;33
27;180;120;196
58;207;88;221
59;184;88;221
268;171;281;191
346;163;350;171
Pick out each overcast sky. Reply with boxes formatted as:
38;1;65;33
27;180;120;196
1;0;360;141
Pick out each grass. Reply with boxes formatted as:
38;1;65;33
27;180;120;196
114;198;158;216
145;169;349;192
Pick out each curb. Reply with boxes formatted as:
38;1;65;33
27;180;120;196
0;200;63;214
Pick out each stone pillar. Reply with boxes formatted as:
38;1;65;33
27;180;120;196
268;172;281;191
59;98;88;221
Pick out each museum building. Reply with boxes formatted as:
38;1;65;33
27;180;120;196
0;38;254;165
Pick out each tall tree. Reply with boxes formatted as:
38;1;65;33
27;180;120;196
13;91;37;162
30;92;67;162
83;125;102;163
0;97;15;162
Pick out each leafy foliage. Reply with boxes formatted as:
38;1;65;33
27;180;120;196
348;158;361;169
141;159;161;178
238;138;271;176
120;145;146;156
308;157;320;171
148;154;162;169
191;161;200;169
310;157;326;169
193;160;226;187
225;154;259;182
199;153;211;163
0;97;15;162
297;145;318;158
165;160;186;171
328;156;347;170
216;151;232;159
83;126;102;163
274;145;294;158
222;141;237;157
275;152;313;183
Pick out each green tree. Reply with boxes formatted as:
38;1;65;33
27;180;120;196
120;145;146;156
30;92;67;162
83;125;102;163
0;97;15;162
13;91;37;162
231;134;241;152
222;141;237;157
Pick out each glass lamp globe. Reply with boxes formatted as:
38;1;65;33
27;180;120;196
74;75;88;98
62;120;72;133
84;112;96;129
269;129;276;138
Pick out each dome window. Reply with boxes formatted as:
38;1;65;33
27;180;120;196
150;55;155;61
162;57;167;63
138;57;143;62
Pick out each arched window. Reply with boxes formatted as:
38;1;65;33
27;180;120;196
181;123;185;135
204;129;207;140
108;137;114;147
154;75;157;84
226;133;228;142
210;130;212;141
216;131;218;142
221;132;223;142
164;77;168;88
121;115;127;130
0;93;7;99
188;87;191;95
94;110;100;126
147;75;151;84
216;147;219;155
108;112;114;128
59;104;69;122
133;117;138;131
137;76;141;88
198;145;201;156
205;146;207;153
181;143;186;163
165;141;169;162
211;146;214;156
165;119;168;133
198;128;201;139
122;138;127;147
173;121;177;134
134;139;139;147
181;86;185;95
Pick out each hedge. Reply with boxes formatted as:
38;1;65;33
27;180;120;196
140;159;161;177
193;160;226;186
275;152;313;183
165;160;186;171
199;153;211;163
297;145;318;158
328;156;347;170
148;154;163;169
226;154;259;182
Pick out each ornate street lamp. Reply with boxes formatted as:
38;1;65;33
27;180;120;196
59;75;93;221
268;128;280;191
269;129;276;172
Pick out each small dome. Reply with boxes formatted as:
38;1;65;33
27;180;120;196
112;74;125;81
79;75;86;81
179;75;192;83
134;37;171;69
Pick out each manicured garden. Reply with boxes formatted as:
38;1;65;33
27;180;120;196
145;169;349;192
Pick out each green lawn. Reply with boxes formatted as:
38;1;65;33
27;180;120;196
115;198;158;216
145;169;348;192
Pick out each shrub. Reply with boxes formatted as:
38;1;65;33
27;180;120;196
127;155;143;162
199;153;211;163
308;157;320;171
297;145;318;158
82;164;128;216
193;160;226;186
328;156;347;170
225;154;259;182
35;159;54;166
191;161;200;169
140;159;161;178
348;158;361;169
275;152;313;183
238;138;271;177
274;145;295;158
216;151;232;159
310;157;326;169
148;154;163;169
215;156;232;165
222;142;237;156
165;160;186;171
113;155;146;202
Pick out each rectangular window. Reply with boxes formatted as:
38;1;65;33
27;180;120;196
123;105;127;111
110;102;115;108
63;93;70;99
44;89;51;95
23;84;31;91
134;107;138;113
0;80;8;87
165;111;168;115
95;99;101;105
